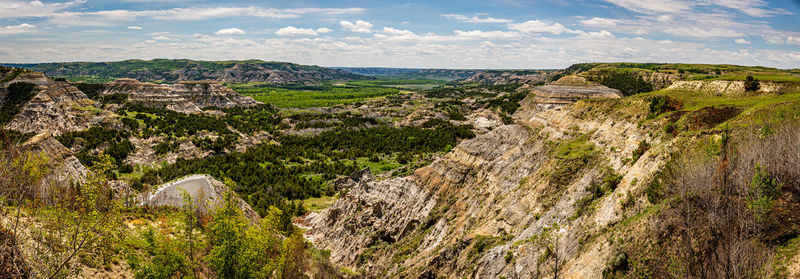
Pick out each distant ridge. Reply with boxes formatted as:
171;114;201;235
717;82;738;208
3;59;369;84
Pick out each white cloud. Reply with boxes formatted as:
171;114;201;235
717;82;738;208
24;6;363;26
0;23;36;34
145;39;156;43
340;20;372;33
578;30;616;39
453;30;520;39
275;26;319;36
316;27;333;33
127;26;143;30
507;20;577;35
579;17;622;28
0;0;86;19
601;0;789;17
152;35;175;40
442;14;512;23
382;27;414;36
705;0;790;17
788;37;800;46
600;0;692;14
735;38;751;44
215;27;245;35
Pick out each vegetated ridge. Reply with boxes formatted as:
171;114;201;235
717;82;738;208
4;59;369;83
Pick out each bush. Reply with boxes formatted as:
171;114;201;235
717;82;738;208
595;71;654;96
645;179;664;204
648;96;681;118
602;252;629;277
631;140;651;163
118;164;134;173
744;75;760;92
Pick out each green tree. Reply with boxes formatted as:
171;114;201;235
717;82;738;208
747;164;782;230
744;75;760;92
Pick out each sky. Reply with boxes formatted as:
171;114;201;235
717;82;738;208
0;0;799;69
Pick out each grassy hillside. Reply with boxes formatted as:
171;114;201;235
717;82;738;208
3;59;367;83
567;62;800;82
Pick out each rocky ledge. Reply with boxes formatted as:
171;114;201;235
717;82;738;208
102;78;258;113
530;76;622;107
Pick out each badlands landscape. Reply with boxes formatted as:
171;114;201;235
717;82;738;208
2;0;800;278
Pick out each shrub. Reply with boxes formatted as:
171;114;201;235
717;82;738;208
631;140;651;163
500;114;514;125
602;252;629;277
602;169;623;191
744;75;760;92
645;179;664;204
648;96;681;118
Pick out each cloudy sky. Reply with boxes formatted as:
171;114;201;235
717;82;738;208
1;0;799;69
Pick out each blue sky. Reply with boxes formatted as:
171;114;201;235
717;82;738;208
1;0;799;68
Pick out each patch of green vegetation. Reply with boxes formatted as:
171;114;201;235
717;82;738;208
299;195;338;212
550;133;599;187
60;75;116;83
639;88;800;127
686;73;800;82
772;235;800;278
468;234;511;261
0;82;36;125
227;82;401;108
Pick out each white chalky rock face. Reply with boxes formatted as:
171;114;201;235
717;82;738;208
141;174;260;221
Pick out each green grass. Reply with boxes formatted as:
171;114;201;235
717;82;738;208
685;74;800;82
355;156;402;174
642;89;800;114
300;195;338;212
59;75;116;83
226;82;400;108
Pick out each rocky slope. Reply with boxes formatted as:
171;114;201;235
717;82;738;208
102;78;258;113
3;73;110;135
463;70;555;85
305;80;666;278
527;76;622;107
338;67;482;80
665;80;799;96
22;133;89;197
6;59;367;83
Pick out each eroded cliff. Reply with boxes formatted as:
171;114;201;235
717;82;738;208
102;78;258;113
306;84;668;278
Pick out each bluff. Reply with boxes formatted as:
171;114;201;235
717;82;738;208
306;79;664;277
101;78;258;113
463;70;555;85
2;72;108;135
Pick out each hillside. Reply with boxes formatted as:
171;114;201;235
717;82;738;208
306;73;800;278
337;67;482;80
4;59;369;83
1;63;800;278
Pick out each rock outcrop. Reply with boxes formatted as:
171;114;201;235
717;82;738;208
528;76;622;107
22;133;89;198
102;78;258;113
3;73;107;135
306;86;667;278
463;71;554;85
665;80;797;96
141;174;260;221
